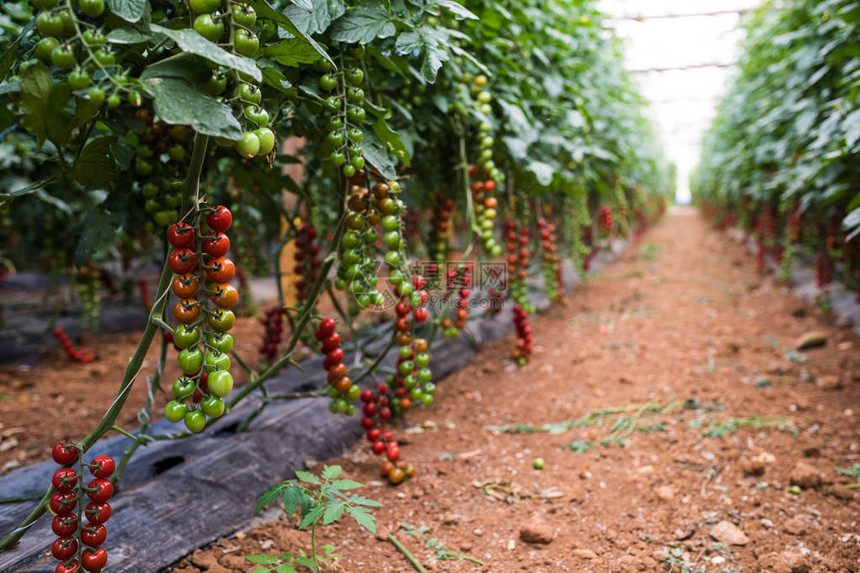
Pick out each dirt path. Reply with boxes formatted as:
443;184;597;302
172;210;859;573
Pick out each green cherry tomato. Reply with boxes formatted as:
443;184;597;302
330;151;345;166
68;70;91;90
51;45;76;70
93;49;114;66
81;29;106;47
384;251;400;268
237;83;261;105
345;67;364;86
202;71;228;95
178;348;204;374
233;29;259;57
206;333;234;353
326;116;343;131
347;128;363;143
193;14;224;42
255;127;275;155
206;309;236;332
107;93;121;107
189;0;220;13
244;105;269;127
533;458;545;470
319;73;337;91
207;370;234;397
235;131;260;158
201;396;225;418
37;13;64;37
172;377;196;400
173;325;200;348
204;351;231;372
347;106;366;123
324;96;340;112
164;401;187;423
383;231;400;250
79;0;105;18
184;410;206;433
58;10;75;37
87;86;105;106
231;3;257;27
35;37;59;63
346;87;365;103
326;131;344;147
351;156;365;170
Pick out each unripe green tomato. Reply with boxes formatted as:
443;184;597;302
178;347;204;374
381;215;399;232
79;0;105;18
342;164;356;177
491;243;503;257
346;87;365;103
93;49;115;66
342;230;360;248
415;352;430;367
107;92;121;107
128;89;142;107
326;131;344;147
417;368;432;383
193;14;225;42
231;3;257;27
255;127;275;154
384;251;400;268
319;73;337;91
356;293;372;308
235;131;260;158
346;384;361;401
172;377;196;400
330;151;345;166
202;72;228;95
154;210;174;227
204;351;231;372
189;0;220;14
207;370;234;397
403;374;417;389
164;401;187;423
168;144;187;161
420;394;433;405
50;44;76;70
351;156;365;170
382;231;400;250
533;458;545;470
35;37;59;63
347;106;366;123
237;82;261;105
244;104;268;127
82;29;106;47
326;386;341;399
207;333;234;353
345;67;363;86
87;86;106;106
37;12;64;37
399;345;413;360
184;410;207;433
201;395;225;418
233;29;259;57
347;127;363;143
410;387;423;400
144;198;159;213
173;325;200;348
59;10;75;37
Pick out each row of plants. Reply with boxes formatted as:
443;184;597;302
0;0;672;570
692;0;860;301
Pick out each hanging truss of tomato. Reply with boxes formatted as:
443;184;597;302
0;0;673;564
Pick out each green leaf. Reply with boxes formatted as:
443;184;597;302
68;136;120;185
394;28;450;82
18;64;71;147
843;108;860;149
299;505;324;529
283;0;345;35
141;55;210;84
528;160;554;186
245;554;281;564
330;6;395;44
150;24;262;83
329;479;363;490
347;506;376;535
281;485;304;517
372;118;411;167
295;556;316;568
348;494;384;507
359;129;397;179
321;465;343;480
248;0;334;68
0;19;35;84
106;27;151;44
294;471;321;485
106;0;148;23
435;0;478;20
290;0;313;11
142;77;243;140
261;66;294;93
275;564;298;573
1;177;61;199
248;568;269;573
254;482;287;515
262;38;322;67
75;208;120;266
323;500;346;525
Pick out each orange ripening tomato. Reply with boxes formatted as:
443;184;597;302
173;299;200;323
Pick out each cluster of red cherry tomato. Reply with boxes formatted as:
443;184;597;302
359;383;415;485
505;221;534;314
598;206;614;237
316;318;358;415
294;222;320;303
511;304;533;366
49;441;114;573
429;194;454;263
538;219;563;302
258;306;285;363
442;267;471;338
52;327;94;364
163;205;238;433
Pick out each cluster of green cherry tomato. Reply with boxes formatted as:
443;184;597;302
162;205;239;433
49;441;114;573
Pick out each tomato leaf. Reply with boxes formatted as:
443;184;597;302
18;64;71;148
280;485;304;518
372;118;411;167
294;470;320;485
245;555;281;564
322;500;345;525
248;0;334;68
68;137;120;186
0;19;35;84
394;28;451;82
346;506;376;535
283;0;345;35
275;564;297;573
329;479;362;490
435;0;478;20
141;77;243;140
358;128;397;179
75;207;120;267
106;28;151;44
106;0;148;23
320;465;342;480
261;38;323;67
348;494;384;507
150;24;262;83
298;504;324;529
330;5;395;44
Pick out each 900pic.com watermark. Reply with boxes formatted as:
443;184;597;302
344;260;508;311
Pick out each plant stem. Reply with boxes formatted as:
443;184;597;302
387;534;428;573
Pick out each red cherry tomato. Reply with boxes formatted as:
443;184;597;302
202;232;231;257
52;468;78;493
50;492;77;515
168;249;198;274
85;501;111;524
52;441;78;466
51;514;78;537
371;441;385;455
80;524;107;547
204;257;235;282
166;222;196;249
89;456;115;479
55;558;80;573
52;537;79;561
316;318;336;340
205;205;233;232
81;547;108;572
87;479;114;503
321;333;340;352
209;283;238;308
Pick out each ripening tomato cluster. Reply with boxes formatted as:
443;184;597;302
389;275;436;410
598;206;614;237
429;194;454;263
359;384;416;486
511;304;533;366
49;441;114;573
538;219;563;302
316;318;359;416
469;166;502;257
258;306;285;363
163;205;238;433
506;221;535;313
442;267;471;338
335;179;404;309
52;327;94;364
294;222;320;303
